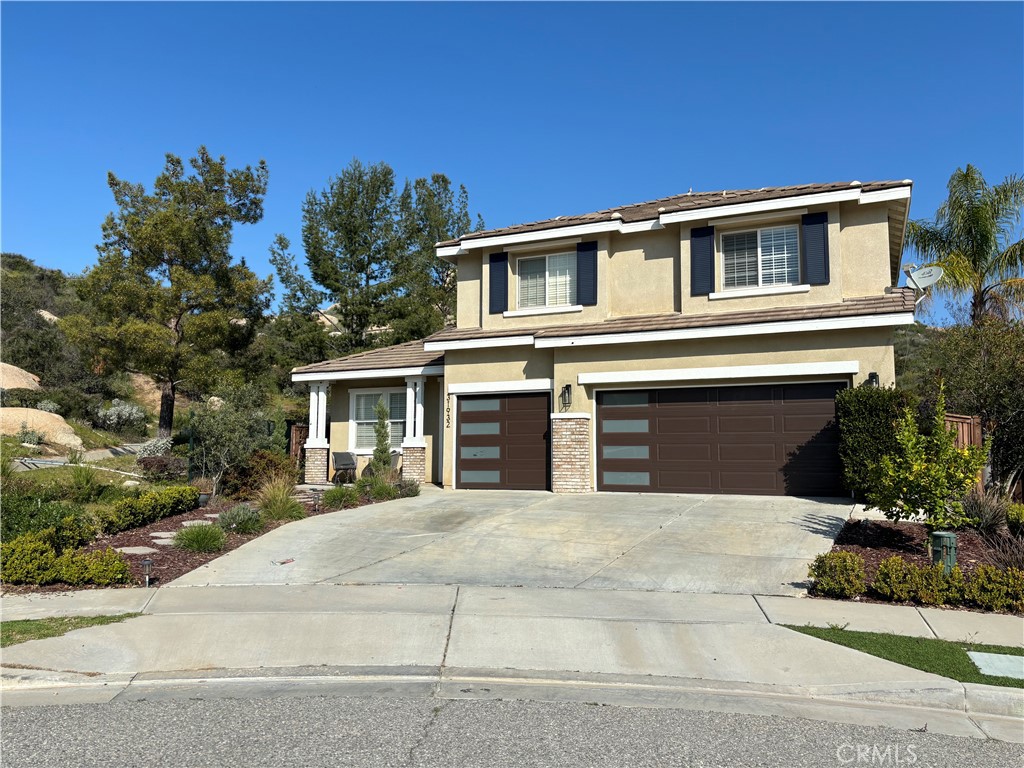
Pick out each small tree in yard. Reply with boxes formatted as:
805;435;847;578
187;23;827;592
370;398;392;477
867;388;987;530
188;385;274;496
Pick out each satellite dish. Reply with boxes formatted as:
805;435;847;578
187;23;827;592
906;265;943;291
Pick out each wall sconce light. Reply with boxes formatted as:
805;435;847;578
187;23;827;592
141;558;153;588
867;372;880;388
559;384;573;409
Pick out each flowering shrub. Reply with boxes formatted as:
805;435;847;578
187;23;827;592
136;437;173;458
92;399;147;434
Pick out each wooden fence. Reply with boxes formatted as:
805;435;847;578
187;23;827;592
944;413;982;450
289;423;308;465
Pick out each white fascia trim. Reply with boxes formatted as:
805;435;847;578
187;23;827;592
618;219;663;234
578;361;859;386
505;237;581;254
292;365;444;383
445;220;620;253
659;189;862;225
423;335;534;352
437;244;466;258
448;378;553;395
858;187;912;205
708;284;810;301
535;312;916;349
550;412;591;419
504;305;583;318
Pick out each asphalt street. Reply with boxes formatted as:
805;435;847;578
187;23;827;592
2;694;1020;768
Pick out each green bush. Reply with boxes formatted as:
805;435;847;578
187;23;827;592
99;485;201;534
1008;504;1024;538
67;464;104;503
217;504;264;534
807;552;866;598
323;486;360;510
962;489;1011;535
256;477;305;521
0;533;57;584
1;494;92;544
836;384;917;500
871;556;922;602
395;478;421;498
966;565;1024;613
866;389;988;530
367;476;400;502
916;563;967;606
138;455;187;481
54;548;133;586
220;449;298;500
174;523;226;553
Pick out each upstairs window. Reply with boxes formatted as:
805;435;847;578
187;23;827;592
518;252;577;308
722;225;800;289
353;391;406;450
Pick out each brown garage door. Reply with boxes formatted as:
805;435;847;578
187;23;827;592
597;382;845;496
456;393;550;490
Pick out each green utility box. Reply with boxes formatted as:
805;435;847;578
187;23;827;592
930;531;957;574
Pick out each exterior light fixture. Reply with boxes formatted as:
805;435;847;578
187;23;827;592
559;384;573;409
867;372;880;388
311;487;323;514
141;558;154;588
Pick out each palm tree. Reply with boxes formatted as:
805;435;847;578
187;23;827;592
907;165;1024;326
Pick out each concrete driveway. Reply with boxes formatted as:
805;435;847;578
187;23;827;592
170;489;851;596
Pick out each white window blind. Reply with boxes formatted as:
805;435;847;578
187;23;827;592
722;225;799;289
517;252;577;308
353;391;407;450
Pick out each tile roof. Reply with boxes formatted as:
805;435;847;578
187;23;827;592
291;339;443;375
426;288;917;343
439;180;911;247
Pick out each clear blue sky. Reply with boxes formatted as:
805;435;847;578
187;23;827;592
3;2;1022;321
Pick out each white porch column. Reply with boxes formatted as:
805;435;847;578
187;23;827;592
305;382;330;449
402;376;426;446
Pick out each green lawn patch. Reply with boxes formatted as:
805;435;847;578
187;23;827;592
66;419;124;450
1;613;140;647
786;625;1024;688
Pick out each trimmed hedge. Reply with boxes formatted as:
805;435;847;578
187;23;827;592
835;384;917;500
99;485;200;534
807;552;867;598
0;533;132;586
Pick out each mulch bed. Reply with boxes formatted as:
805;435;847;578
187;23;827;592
0;494;367;596
831;519;995;582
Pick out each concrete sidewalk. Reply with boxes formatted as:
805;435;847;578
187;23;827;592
2;585;1022;742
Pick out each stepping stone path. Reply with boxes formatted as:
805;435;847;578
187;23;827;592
149;531;175;546
116;546;159;555
181;519;213;527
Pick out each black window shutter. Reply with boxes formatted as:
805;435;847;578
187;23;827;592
801;212;830;285
576;241;598;306
690;226;715;296
488;253;508;314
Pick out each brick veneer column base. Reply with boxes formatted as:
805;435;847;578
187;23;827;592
551;416;592;494
402;445;426;484
304;447;329;484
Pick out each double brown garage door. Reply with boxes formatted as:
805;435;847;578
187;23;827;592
597;382;845;496
456;393;550;490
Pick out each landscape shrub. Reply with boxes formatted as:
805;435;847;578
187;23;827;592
217;504;264;534
395;478;421;498
984;533;1024;571
915;563;967;606
0;494;93;544
256;476;305;521
962;488;1011;535
366;476;400;502
67;464;104;503
866;390;988;530
98;485;200;534
807;552;866;598
55;548;133;587
0;388;46;409
966;565;1024;613
138;455;187;481
35;400;60;413
220;449;298;500
1007;504;1024;538
92;399;147;435
136;437;173;458
871;556;922;602
174;523;226;553
323;486;360;510
835;384;917;500
15;422;44;446
0;533;57;584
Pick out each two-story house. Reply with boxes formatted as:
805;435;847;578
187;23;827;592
293;180;916;497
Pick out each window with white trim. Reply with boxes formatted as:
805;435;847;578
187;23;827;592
518;252;577;308
352;391;406;450
722;225;800;289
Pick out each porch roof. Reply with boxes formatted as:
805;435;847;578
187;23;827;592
291;339;443;377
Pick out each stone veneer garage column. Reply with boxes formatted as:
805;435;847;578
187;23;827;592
304;382;330;484
551;414;592;493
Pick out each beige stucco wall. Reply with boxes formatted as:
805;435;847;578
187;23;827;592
607;228;679;316
456;254;482;329
327;376;442;484
838;200;892;298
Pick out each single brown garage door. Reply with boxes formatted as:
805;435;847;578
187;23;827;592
597;382;845;496
456;392;550;490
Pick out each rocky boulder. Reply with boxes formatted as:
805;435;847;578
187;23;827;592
0;408;84;450
0;363;41;391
